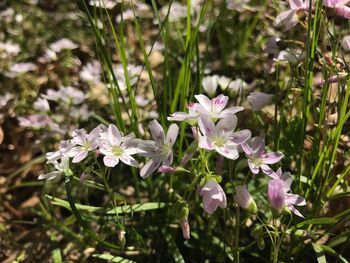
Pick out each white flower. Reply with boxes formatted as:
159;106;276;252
67;127;100;163
38;156;69;180
138;120;179;178
99;124;139;167
247;91;274;112
202;75;219;97
50;38;78;53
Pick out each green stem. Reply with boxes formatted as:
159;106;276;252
64;175;120;251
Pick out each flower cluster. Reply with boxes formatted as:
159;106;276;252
40;93;306;235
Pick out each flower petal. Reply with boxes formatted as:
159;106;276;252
149;120;165;144
103;155;119;167
336;6;350;19
286;193;306;206
120;154;138;167
137;140;158;157
166;124;179;146
72;150;88;163
218;106;244;118
288;204;304;218
211;94;229;113
140;157;162;178
195;94;212;112
231;129;251;145
215;146;239;160
38;171;61;180
275;10;299;31
261;152;284;164
216;115;237;134
289;0;304;10
108;124;122;146
198;135;214;150
198;115;215;137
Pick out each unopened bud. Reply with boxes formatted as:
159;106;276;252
234;185;257;213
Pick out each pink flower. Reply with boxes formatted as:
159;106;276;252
241;136;284;175
324;0;350;19
199;180;227;214
67;127;100;163
275;0;310;30
268;168;306;218
99;124;139;168
194;94;243;120
138;120;179;178
247;91;274;112
198;115;251;160
234;185;257;213
167;94;244;124
342;35;350;51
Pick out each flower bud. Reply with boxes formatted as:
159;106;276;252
234;185;257;213
199;180;227;214
267;179;286;213
180;218;190;240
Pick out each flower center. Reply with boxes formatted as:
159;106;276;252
83;141;92;151
112;146;124;157
252;156;263;167
213;136;226;147
161;143;172;157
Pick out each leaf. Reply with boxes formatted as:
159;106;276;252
319;245;349;263
312;243;327;263
51;248;62;263
295;217;337;228
45;195;166;215
92;253;136;263
163;230;185;263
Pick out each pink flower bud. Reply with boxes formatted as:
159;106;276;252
234;185;257;213
180;218;190;240
199;180;227;214
268;179;286;211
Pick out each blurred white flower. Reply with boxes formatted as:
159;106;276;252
113;64;142;91
227;0;250;12
247;91;274;112
160;3;188;22
6;62;37;78
43;86;86;105
34;97;50;112
202;75;219;97
0;41;20;57
80;60;101;83
0;93;14;108
50;38;78;53
38;156;70;180
89;0;121;9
